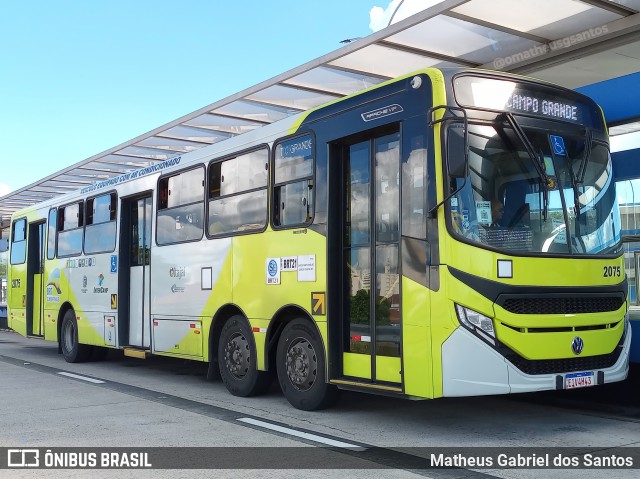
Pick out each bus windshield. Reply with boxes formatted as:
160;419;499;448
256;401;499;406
447;122;621;256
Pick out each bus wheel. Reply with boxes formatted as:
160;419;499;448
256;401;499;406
60;310;92;363
276;319;339;411
218;315;272;397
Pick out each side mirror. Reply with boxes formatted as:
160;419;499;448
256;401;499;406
446;123;468;179
427;106;470;216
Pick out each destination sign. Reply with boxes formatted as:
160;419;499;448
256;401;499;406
279;136;313;158
453;75;602;129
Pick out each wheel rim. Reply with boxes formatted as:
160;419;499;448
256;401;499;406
285;337;317;391
224;332;250;379
62;319;75;353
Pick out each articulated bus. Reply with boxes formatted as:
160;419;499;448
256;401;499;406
7;68;630;410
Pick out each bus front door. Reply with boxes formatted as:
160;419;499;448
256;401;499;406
26;221;46;336
339;131;403;386
128;196;152;348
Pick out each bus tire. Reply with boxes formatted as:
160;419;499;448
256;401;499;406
60;309;92;363
218;315;272;397
276;318;339;411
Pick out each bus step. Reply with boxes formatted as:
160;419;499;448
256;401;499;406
123;347;149;359
330;379;403;396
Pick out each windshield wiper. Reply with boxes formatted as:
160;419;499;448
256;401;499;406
559;128;592;221
564;128;592;250
502;113;549;220
576;127;593;184
564;148;582;220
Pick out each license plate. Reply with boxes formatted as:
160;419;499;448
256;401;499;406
564;371;595;389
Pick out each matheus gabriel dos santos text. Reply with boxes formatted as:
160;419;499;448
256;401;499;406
431;452;634;468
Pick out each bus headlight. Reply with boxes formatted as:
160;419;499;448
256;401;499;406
455;304;496;345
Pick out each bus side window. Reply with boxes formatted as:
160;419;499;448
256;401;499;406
46;208;56;260
402;129;427;240
84;193;117;254
10;218;27;265
57;201;84;257
157;167;204;245
208;147;268;236
273;134;314;228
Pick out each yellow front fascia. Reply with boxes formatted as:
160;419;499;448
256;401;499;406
441;236;626;362
495;312;624;359
446;235;626;288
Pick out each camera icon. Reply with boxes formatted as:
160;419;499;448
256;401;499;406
7;449;40;468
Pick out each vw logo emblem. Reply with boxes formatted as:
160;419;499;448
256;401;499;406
571;336;584;355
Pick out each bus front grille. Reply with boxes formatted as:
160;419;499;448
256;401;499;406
505;349;622;375
500;296;624;315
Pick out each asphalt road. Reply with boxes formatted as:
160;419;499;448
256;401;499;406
0;329;638;479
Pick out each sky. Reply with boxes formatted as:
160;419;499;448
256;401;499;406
0;0;430;197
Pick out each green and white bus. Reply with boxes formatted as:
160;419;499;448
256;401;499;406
7;68;630;410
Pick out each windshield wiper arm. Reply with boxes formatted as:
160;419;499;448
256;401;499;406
565;128;592;247
576;127;593;185
564;146;582;222
502;113;549;220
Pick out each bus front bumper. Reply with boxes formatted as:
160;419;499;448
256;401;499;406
441;325;631;397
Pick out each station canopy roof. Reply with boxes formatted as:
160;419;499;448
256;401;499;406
2;0;640;219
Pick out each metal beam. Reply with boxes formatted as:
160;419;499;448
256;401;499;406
481;13;640;74
578;0;638;16
276;81;347;98
377;39;480;67
442;11;550;44
200;111;271;125
320;63;391;81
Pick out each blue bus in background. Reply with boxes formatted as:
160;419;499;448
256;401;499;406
622;236;640;364
619;176;640;363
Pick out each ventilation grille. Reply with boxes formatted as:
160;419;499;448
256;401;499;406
501;321;620;334
506;348;622;375
501;296;623;315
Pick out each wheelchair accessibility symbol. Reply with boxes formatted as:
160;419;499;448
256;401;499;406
550;135;566;156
